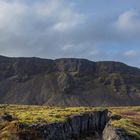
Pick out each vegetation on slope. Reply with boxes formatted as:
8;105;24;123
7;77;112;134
0;105;96;124
111;106;140;139
0;105;96;140
0;105;140;139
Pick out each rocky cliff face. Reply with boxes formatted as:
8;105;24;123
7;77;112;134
0;55;140;106
0;106;139;140
17;110;109;140
7;109;137;140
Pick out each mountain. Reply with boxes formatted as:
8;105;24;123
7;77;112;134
0;55;140;106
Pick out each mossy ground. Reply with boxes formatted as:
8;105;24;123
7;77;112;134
0;105;140;140
0;105;96;124
110;106;140;139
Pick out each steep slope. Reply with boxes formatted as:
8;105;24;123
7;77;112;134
0;55;140;106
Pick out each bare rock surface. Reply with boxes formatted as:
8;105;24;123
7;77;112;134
103;123;137;140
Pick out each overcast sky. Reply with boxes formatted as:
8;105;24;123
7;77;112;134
0;0;140;67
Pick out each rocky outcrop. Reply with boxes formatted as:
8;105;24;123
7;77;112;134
18;110;109;140
0;109;138;140
103;124;136;140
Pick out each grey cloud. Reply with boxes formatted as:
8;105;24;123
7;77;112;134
0;0;140;67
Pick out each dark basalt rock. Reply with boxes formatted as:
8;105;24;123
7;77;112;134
1;109;138;140
110;114;122;121
18;110;109;140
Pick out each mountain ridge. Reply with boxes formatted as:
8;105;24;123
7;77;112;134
0;55;140;106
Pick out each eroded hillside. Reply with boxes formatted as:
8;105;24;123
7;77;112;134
0;56;140;106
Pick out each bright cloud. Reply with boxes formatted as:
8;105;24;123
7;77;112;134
115;10;140;32
123;50;139;57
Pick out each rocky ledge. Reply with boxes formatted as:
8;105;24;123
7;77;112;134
14;109;139;140
17;110;109;140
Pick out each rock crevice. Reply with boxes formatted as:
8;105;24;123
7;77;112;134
18;109;109;140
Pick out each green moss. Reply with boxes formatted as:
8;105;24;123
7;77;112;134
0;105;96;125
